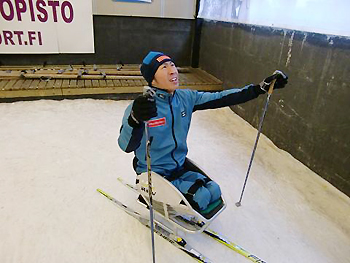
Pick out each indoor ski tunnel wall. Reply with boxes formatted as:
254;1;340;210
198;20;350;197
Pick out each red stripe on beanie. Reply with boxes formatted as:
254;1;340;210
156;55;171;63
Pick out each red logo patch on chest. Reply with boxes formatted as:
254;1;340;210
147;117;166;128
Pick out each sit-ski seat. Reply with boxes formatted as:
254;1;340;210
135;158;226;233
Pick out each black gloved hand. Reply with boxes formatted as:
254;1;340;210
128;95;157;127
259;70;288;92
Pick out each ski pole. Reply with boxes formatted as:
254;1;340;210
144;86;157;263
236;78;277;207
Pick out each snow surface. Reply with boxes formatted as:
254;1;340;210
0;99;349;263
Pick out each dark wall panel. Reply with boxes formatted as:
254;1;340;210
199;20;350;196
0;16;194;66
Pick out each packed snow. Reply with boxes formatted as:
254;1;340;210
0;99;349;263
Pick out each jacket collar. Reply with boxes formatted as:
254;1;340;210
151;86;175;100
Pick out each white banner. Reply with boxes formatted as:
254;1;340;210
0;0;94;54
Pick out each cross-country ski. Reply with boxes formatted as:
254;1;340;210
98;184;267;263
96;188;212;263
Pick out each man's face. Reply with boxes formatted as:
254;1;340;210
152;61;179;93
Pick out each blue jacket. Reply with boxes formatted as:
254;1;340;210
118;85;264;176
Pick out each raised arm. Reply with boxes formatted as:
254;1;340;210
193;71;288;111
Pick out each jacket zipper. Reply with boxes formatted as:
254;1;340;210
169;97;179;169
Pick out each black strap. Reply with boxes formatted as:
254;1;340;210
186;178;211;196
184;178;211;211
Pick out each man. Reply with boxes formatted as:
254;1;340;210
118;51;288;212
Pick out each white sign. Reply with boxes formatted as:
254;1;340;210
0;0;94;54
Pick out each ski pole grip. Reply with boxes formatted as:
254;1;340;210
143;86;156;98
268;79;277;95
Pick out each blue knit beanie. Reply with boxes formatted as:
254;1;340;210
140;51;173;85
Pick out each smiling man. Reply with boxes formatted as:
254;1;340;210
118;51;288;211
